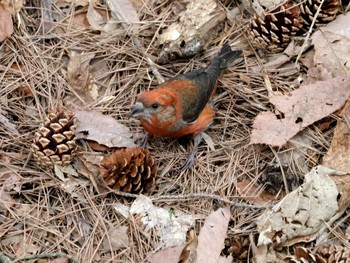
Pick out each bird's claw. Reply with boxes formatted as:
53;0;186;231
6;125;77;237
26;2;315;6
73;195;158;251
180;149;197;171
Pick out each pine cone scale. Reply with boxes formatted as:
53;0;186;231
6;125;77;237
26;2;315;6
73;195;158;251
99;147;157;194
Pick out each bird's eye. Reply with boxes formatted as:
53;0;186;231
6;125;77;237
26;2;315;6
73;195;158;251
151;103;159;109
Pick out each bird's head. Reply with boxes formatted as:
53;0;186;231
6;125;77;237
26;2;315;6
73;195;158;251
129;89;177;122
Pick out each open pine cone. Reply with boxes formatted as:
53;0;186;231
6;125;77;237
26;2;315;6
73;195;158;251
285;245;350;263
249;0;341;51
249;1;302;52
298;0;341;27
32;109;77;168
99;147;157;193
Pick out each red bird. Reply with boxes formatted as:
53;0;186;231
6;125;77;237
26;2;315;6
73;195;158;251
130;44;242;168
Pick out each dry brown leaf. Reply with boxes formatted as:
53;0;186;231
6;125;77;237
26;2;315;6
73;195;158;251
236;181;279;205
59;177;89;204
87;1;104;30
50;258;69;263
54;0;98;7
107;0;140;30
311;13;350;77
1;0;23;15
74;110;136;148
329;173;350;212
0;189;15;213
322;100;350;172
156;0;226;63
250;75;350;146
15;241;40;257
257;166;344;247
86;2;112;31
0;4;13;42
179;229;198;263
0;109;19;135
148;244;187;263
66;51;98;104
196;207;232;263
101;225;129;252
303;64;333;85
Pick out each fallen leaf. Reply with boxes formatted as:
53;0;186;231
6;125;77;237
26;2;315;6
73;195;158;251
322;100;350;172
60;177;89;204
250;75;350;146
179;229;198;262
15;241;40;257
1;0;23;15
196;207;231;263
101;225;129;252
0;189;15;213
0;110;18;135
148;244;187;263
0;4;13;41
303;64;333;85
257;165;345;247
87;1;104;30
129;195;195;248
86;2;112;31
113;203;130;218
54;0;97;7
156;0;226;63
74;110;136;148
311;13;350;77
236;181;279;205
66;51;98;105
107;0;140;30
329;173;350;212
50;258;69;263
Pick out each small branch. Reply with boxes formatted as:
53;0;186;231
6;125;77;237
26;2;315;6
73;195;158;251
13;253;80;263
99;189;273;209
151;193;273;209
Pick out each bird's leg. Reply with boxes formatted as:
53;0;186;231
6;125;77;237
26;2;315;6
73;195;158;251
134;131;149;148
181;132;203;171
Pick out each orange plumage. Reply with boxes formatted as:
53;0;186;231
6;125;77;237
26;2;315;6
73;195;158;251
130;44;242;139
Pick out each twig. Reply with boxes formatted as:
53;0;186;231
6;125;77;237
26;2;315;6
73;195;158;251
151;193;273;209
13;253;80;263
100;189;273;209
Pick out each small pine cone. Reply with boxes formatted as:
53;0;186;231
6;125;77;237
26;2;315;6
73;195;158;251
285;245;350;263
99;147;157;193
249;1;302;52
32;110;77;168
223;236;250;260
299;0;341;27
316;245;350;263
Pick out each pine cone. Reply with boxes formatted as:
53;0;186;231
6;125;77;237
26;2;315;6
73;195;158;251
32;109;77;168
285;245;350;263
99;147;157;193
249;1;302;52
299;0;341;27
316;245;350;263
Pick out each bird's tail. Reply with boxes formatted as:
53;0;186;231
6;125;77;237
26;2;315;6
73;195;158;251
218;44;242;69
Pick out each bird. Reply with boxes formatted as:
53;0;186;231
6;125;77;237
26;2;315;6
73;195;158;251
129;44;242;169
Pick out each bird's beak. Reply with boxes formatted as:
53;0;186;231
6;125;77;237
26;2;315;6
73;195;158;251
129;102;145;119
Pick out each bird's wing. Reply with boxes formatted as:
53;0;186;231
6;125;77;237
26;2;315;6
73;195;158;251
167;46;242;123
174;69;219;123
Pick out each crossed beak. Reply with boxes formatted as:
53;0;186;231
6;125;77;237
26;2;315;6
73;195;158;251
129;102;145;119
